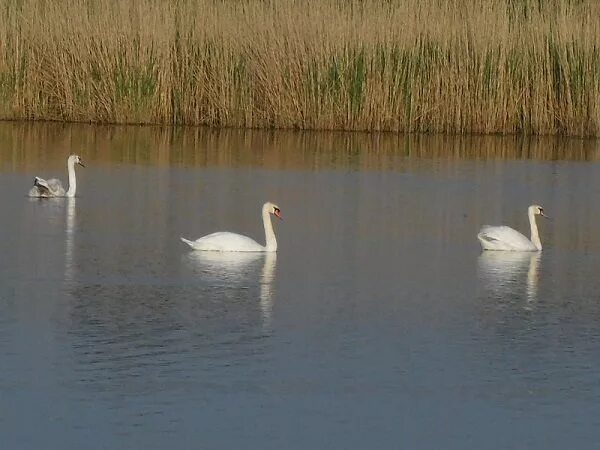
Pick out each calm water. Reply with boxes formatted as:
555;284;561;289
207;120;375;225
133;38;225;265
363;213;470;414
1;123;600;449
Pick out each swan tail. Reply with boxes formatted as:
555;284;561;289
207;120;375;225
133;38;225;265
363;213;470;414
180;237;196;248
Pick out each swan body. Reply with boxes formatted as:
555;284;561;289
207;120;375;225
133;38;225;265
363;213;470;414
478;205;547;252
181;202;282;252
28;155;85;198
181;232;267;252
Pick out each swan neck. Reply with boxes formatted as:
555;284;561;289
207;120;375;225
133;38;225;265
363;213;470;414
262;207;277;252
65;158;77;197
528;208;542;250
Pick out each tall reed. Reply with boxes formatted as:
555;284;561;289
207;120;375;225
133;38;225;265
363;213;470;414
0;0;599;135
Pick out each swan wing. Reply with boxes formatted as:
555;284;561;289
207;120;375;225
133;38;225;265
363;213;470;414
46;178;66;196
478;226;536;251
29;177;52;197
181;232;265;252
29;177;48;197
29;177;65;197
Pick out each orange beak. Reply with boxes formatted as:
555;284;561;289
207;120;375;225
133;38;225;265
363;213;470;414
274;209;283;220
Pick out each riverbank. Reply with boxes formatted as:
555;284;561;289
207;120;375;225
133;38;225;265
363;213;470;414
1;0;599;136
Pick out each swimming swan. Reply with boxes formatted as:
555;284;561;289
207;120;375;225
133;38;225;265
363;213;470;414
477;205;548;251
28;154;85;198
181;202;282;252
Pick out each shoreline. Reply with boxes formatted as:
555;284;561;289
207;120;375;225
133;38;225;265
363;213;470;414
0;118;598;141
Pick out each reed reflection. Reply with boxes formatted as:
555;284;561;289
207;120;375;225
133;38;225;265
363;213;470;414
0;122;598;174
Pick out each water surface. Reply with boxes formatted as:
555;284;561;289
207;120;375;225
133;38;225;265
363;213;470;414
1;123;600;449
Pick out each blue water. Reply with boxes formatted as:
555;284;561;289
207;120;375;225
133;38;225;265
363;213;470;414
1;124;600;449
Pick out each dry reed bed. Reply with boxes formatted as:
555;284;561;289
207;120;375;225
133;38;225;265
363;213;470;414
0;0;599;135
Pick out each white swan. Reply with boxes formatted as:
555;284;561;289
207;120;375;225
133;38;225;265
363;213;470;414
28;154;85;198
181;202;282;252
478;205;548;251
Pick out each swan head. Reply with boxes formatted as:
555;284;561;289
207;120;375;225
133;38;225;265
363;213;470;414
264;202;282;220
68;154;85;168
529;204;548;218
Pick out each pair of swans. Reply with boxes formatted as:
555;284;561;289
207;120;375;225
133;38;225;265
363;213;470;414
187;202;544;254
478;205;548;252
28;154;85;198
30;155;282;253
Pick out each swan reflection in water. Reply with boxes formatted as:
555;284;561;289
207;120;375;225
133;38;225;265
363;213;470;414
184;251;278;328
184;251;262;280
259;252;277;329
65;198;76;282
478;251;540;307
